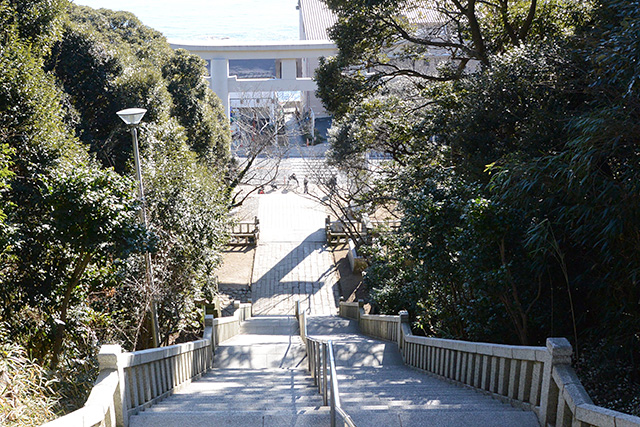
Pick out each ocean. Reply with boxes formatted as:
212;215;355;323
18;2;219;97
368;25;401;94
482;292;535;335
71;0;300;42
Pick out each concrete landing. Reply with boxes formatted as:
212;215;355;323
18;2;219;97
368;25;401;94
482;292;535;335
214;316;307;369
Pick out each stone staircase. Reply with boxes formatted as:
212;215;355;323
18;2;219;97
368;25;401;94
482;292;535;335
128;368;329;426
306;315;540;427
130;315;540;427
336;366;539;426
129;316;329;426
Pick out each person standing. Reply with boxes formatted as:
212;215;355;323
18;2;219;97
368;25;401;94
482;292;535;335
289;173;299;187
303;176;309;193
328;175;337;194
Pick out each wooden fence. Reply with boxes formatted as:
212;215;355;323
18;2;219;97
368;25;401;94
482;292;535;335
229;216;260;245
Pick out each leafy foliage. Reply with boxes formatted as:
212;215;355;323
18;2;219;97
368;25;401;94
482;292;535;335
316;0;588;119
324;0;639;414
138;122;229;345
163;49;231;164
0;0;232;418
46;4;230;171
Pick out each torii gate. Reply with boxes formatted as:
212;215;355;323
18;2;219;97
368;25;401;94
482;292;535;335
170;40;337;119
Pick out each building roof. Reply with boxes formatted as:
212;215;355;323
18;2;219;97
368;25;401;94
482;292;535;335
402;2;443;26
299;0;443;41
299;0;337;41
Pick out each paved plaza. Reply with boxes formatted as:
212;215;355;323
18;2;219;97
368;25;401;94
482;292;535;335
251;190;339;315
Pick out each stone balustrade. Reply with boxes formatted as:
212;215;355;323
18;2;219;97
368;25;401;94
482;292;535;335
339;300;401;342
337;300;361;320
44;301;252;427
338;301;640;427
360;313;400;343
209;301;252;346
44;345;123;427
119;339;212;419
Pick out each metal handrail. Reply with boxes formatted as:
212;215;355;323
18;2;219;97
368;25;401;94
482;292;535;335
296;300;356;427
327;340;357;427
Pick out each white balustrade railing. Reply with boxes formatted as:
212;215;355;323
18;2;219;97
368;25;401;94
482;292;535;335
339;301;640;427
210;301;252;346
120;339;211;418
45;301;252;427
360;314;400;342
44;345;123;427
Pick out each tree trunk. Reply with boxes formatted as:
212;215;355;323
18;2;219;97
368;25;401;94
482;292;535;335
50;251;92;369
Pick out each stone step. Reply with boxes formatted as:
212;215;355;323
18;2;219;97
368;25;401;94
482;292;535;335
343;408;539;427
239;315;299;335
129;409;330;427
335;366;525;408
131;312;540;427
149;398;324;412
215;316;307;369
143;368;321;412
303;315;540;426
175;368;315;385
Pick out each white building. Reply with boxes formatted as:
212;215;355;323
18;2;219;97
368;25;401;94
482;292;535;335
170;1;453;122
169;40;337;121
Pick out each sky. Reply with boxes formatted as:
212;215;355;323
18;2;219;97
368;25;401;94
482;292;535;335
71;0;300;41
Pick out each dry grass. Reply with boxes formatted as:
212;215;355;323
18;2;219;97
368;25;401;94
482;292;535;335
0;343;58;426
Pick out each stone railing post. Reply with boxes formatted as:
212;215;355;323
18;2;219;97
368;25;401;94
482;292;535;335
204;315;215;368
97;344;126;427
398;310;410;350
357;299;364;323
539;337;573;425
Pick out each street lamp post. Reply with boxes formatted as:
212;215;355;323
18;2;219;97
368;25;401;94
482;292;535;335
116;108;160;348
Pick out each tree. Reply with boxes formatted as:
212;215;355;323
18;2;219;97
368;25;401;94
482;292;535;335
163;49;231;164
0;0;148;370
41;2;234;352
46;5;231;171
226;99;289;208
324;78;435;166
316;0;589;118
1;0;234;414
488;0;640;407
0;0;67;58
320;0;640;413
135;122;230;346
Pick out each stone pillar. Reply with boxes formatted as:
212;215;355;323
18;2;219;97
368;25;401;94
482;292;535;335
357;299;365;323
398;310;410;349
539;338;573;426
97;345;126;427
281;58;298;80
204;315;215;367
210;58;230;119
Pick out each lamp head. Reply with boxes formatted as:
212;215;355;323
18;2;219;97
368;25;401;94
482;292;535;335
116;108;147;125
